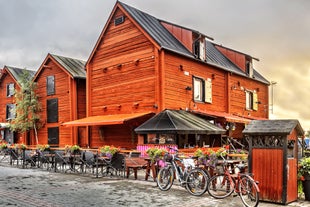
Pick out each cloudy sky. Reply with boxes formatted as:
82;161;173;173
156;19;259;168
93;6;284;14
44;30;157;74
1;0;310;131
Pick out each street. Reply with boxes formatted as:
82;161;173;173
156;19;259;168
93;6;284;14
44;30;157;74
0;165;308;207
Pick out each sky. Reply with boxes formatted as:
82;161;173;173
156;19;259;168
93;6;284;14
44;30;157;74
1;0;310;131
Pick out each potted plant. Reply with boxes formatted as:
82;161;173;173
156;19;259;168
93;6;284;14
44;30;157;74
0;142;8;150
70;145;81;154
146;148;167;163
99;145;120;159
37;144;50;152
194;148;218;168
298;157;310;200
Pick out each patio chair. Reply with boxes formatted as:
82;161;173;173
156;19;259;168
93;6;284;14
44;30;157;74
10;149;21;166
38;150;54;170
54;150;68;172
82;151;97;174
22;150;37;168
111;153;125;177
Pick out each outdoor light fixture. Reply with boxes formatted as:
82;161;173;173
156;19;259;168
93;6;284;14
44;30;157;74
179;64;184;71
134;59;140;66
185;86;192;91
225;122;236;131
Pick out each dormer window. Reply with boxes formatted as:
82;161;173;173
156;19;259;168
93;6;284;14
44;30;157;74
193;37;206;61
246;59;253;78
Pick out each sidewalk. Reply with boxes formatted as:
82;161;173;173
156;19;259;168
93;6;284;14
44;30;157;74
0;163;309;207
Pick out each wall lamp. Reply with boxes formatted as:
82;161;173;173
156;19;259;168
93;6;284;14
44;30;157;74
185;86;192;91
179;64;184;71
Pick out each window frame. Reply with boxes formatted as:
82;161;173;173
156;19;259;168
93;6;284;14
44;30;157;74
193;76;212;103
6;103;16;120
47;98;58;123
245;90;258;111
46;75;55;96
6;83;15;97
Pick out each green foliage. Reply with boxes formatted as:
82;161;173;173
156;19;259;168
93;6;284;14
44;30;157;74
9;70;41;135
146;148;167;162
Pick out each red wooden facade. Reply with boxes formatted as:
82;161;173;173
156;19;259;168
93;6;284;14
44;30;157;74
81;2;270;148
33;54;86;147
0;66;34;145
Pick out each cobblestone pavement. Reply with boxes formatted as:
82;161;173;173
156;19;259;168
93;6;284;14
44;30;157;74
0;165;309;207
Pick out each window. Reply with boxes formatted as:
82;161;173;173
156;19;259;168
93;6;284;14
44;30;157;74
193;77;212;103
47;98;58;123
194;77;203;101
245;90;258;111
6;104;16;120
47;76;55;95
6;83;14;97
48;127;59;146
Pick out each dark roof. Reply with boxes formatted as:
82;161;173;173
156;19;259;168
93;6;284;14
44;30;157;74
135;109;226;134
50;54;86;79
206;41;245;76
206;41;269;84
119;2;193;58
5;66;35;83
119;2;269;85
242;119;304;136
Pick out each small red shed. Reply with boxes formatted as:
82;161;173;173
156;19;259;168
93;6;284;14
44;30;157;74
243;119;304;204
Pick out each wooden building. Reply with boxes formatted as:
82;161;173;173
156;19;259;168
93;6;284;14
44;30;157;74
0;66;35;145
64;2;269;149
33;54;86;147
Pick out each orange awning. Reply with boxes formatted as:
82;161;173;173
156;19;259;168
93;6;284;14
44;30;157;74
193;110;252;124
62;112;153;127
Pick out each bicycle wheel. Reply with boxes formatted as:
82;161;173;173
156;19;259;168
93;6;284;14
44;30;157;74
185;168;209;196
157;166;174;191
207;174;234;199
239;175;259;207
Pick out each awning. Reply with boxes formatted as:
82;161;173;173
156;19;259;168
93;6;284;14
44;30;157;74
134;109;226;134
193;110;252;124
62;112;153;127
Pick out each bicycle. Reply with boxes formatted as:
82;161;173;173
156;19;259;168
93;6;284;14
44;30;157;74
156;147;210;196
207;151;260;207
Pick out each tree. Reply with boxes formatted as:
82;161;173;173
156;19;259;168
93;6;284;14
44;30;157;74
9;70;41;144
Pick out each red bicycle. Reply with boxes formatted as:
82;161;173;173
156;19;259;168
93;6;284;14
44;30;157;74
207;152;260;207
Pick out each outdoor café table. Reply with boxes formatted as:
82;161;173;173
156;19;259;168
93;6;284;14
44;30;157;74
144;157;157;181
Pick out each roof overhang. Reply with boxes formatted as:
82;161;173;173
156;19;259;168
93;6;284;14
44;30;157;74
62;112;153;127
192;110;252;124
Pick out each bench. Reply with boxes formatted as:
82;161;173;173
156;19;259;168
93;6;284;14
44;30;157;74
125;157;147;179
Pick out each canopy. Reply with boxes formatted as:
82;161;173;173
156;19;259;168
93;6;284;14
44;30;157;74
193;110;252;124
62;112;153;127
134;109;226;134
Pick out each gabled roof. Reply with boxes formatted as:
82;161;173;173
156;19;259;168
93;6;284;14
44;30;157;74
88;1;268;84
50;54;86;79
242;119;304;136
135;109;226;134
1;66;35;85
34;53;86;81
119;2;269;85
